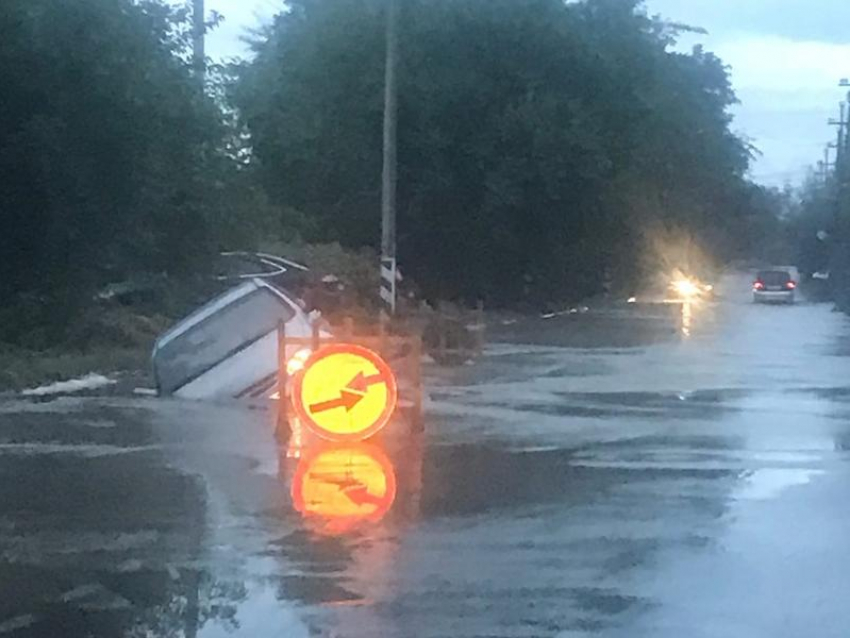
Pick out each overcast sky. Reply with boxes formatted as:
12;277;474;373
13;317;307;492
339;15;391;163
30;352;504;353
205;0;850;187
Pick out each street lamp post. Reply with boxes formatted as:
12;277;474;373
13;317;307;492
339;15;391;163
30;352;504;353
380;0;399;315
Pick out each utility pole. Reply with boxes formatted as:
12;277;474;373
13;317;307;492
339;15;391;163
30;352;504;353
837;81;850;225
841;80;850;158
824;146;834;181
817;146;835;185
379;0;399;315
192;0;206;88
829;103;847;166
840;80;850;177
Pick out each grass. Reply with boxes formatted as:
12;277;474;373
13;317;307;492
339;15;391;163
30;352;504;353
0;305;170;392
0;345;153;392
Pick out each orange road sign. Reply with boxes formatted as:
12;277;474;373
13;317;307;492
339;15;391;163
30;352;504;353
291;444;397;534
292;344;398;442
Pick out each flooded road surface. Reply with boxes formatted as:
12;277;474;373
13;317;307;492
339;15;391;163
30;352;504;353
3;275;850;636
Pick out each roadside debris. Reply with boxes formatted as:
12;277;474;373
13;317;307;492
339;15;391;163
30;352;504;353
22;373;116;397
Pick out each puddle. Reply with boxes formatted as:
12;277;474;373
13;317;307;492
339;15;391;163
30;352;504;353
197;558;311;638
733;468;824;501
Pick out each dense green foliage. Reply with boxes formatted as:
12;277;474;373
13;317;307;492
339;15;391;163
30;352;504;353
1;0;788;351
831;164;850;308
0;0;263;344
793;153;850;306
236;0;774;305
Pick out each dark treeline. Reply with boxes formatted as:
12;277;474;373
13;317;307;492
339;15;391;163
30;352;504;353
792;118;850;307
236;0;783;305
1;0;785;346
0;0;270;344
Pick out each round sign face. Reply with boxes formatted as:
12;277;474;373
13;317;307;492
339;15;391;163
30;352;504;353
291;444;397;534
292;344;398;442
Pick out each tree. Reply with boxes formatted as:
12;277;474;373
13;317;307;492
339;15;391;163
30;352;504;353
236;0;767;305
0;0;262;342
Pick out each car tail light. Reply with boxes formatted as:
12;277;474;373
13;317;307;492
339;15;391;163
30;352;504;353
786;281;796;290
753;281;764;290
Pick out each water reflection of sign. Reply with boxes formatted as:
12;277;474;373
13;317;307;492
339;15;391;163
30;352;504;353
292;445;397;534
292;344;398;442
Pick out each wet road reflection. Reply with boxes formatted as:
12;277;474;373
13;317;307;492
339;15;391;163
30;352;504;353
290;444;397;535
5;277;850;637
280;416;423;535
681;300;692;337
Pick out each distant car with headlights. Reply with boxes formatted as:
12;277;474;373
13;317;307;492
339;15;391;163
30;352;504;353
753;269;796;304
669;277;715;301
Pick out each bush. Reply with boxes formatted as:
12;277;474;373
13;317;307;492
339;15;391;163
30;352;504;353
261;240;381;312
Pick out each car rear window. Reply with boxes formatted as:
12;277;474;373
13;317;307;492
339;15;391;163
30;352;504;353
757;270;792;285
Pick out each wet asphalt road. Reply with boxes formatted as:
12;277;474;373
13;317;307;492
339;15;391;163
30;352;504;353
3;275;850;637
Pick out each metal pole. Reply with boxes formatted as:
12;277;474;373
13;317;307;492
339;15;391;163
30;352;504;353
830;104;848;168
825;147;831;183
844;91;850;151
193;0;206;85
276;320;289;439
380;0;399;314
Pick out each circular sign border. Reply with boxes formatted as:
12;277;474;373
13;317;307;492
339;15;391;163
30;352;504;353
291;343;398;442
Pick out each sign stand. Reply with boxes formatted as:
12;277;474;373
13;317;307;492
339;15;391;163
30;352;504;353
275;319;290;440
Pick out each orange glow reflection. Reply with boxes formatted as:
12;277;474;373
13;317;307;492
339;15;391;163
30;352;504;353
681;301;692;337
286;416;306;459
291;444;397;535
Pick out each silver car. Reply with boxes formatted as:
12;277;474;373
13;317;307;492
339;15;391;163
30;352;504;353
753;269;796;304
152;278;315;400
